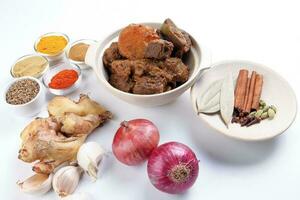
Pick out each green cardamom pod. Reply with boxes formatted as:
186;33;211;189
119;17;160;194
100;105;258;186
268;108;276;119
270;105;277;113
261;112;269;119
259;100;266;107
263;106;269;112
255;109;264;118
249;111;256;117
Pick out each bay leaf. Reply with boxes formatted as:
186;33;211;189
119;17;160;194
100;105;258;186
197;79;223;113
197;92;220;113
198;103;220;114
220;73;234;127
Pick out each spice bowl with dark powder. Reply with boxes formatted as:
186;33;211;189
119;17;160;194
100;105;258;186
4;76;45;116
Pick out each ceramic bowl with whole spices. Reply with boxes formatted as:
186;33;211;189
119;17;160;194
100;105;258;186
34;32;69;62
4;76;45;117
42;62;82;95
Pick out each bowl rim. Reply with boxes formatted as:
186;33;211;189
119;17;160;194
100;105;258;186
10;54;49;78
34;32;70;57
4;76;43;107
190;59;298;141
94;22;203;98
42;62;82;90
66;39;98;64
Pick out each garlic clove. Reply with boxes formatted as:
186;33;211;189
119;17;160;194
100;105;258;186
52;166;83;197
17;173;53;195
77;142;106;181
87;162;98;180
61;192;93;200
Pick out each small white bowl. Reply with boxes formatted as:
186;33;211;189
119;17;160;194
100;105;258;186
10;54;49;79
190;60;297;141
34;32;69;62
85;22;210;106
4;76;45;117
42;62;82;95
66;39;97;69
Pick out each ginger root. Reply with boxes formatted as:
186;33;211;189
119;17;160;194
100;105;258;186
18;95;112;174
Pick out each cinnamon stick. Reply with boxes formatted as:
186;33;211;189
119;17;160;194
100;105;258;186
234;69;249;110
251;74;263;110
242;77;250;111
244;71;257;113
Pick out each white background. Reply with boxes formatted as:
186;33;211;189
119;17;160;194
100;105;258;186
0;0;299;199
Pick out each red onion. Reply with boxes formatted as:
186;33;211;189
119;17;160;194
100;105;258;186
112;119;159;166
147;142;199;194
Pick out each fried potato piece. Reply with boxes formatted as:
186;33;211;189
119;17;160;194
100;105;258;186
118;24;160;60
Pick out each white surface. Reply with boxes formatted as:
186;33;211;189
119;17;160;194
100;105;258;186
0;0;299;199
191;60;297;141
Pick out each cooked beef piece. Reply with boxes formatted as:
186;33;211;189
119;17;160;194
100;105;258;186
172;31;192;58
144;39;174;59
161;58;189;83
106;56;189;94
109;60;134;92
129;59;153;77
103;42;123;70
131;59;173;82
133;76;167;94
182;30;192;51
161;18;192;53
172;47;184;58
156;29;164;39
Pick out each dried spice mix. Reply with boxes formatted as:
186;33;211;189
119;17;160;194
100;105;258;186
6;79;40;105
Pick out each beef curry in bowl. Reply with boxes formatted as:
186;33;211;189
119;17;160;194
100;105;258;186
85;19;208;106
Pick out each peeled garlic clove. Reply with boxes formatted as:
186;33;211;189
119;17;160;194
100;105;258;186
61;192;93;200
17;173;53;195
77;142;105;181
52;166;82;197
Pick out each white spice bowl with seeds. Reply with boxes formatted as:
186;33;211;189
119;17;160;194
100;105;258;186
3;76;45;117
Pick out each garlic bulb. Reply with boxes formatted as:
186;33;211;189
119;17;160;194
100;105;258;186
52;166;83;197
77;142;106;181
61;192;93;200
17;173;53;195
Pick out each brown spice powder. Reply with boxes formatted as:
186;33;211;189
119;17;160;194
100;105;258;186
69;43;90;62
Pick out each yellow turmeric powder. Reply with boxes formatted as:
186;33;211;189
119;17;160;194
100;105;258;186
36;35;68;55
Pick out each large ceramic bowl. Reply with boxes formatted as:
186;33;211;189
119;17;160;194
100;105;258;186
85;22;210;106
190;60;297;141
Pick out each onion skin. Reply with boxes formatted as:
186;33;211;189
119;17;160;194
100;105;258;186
147;142;199;194
112;119;160;166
